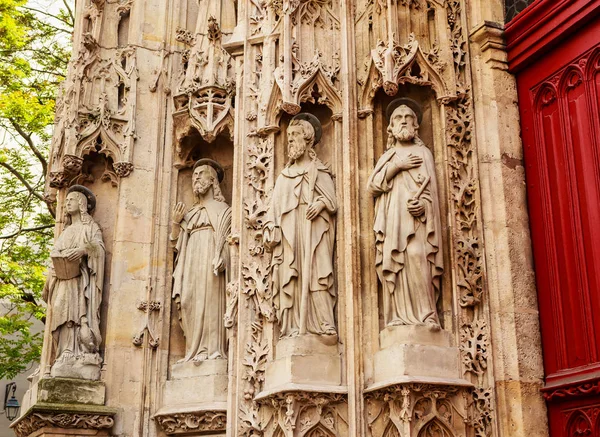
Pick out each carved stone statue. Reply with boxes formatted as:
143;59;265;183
367;99;444;330
43;185;105;380
171;159;231;362
263;114;338;338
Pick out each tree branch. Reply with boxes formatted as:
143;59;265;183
0;225;54;240
0;162;46;204
60;0;75;25
10;120;48;175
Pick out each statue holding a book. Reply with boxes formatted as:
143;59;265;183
43;185;105;380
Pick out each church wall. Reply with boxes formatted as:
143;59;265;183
10;0;548;437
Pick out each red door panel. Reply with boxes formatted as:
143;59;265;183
507;5;600;435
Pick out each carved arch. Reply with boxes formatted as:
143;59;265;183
77;126;122;164
303;422;337;437
383;422;402;437
359;36;452;111
585;47;600;77
566;411;593;437
560;66;584;92
533;83;558;110
415;418;455;437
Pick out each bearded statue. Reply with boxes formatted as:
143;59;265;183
367;99;444;330
263;113;338;338
171;159;231;362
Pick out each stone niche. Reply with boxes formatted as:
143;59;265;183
154;127;234;433
258;103;345;395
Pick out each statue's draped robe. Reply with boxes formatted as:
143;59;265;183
268;160;337;336
368;143;443;326
172;201;231;361
47;220;105;362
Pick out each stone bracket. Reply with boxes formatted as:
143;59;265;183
154;407;227;435
10;403;117;437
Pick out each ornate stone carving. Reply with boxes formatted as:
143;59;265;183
171;159;231;362
366;384;469;437
173;4;235;143
114;161;134;177
459;319;489;379
43;185;104;380
154;411;227;435
13;412;114;437
470;387;493;437
263;115;338;337
224;279;239;329
257;391;347;436
239;322;269;437
48;39;138;188
359;34;452;109
132;289;161;349
368;99;443;330
243;262;274;321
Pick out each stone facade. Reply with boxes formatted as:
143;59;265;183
12;0;547;436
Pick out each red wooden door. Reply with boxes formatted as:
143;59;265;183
506;1;600;435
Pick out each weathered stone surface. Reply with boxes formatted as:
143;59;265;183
21;0;548;435
36;379;105;406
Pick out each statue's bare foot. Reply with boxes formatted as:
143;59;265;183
193;353;208;362
426;320;441;332
323;327;337;336
208;352;224;360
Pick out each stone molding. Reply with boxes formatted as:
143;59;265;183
154;410;227;435
11;404;117;437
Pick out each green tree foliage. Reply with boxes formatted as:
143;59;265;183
0;0;73;379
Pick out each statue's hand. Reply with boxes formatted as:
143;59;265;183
407;199;426;217
262;223;280;251
65;247;86;261
172;202;186;224
213;257;225;274
306;200;325;221
395;154;423;171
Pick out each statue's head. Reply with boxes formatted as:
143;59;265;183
192;159;225;202
386;98;423;147
286;113;322;163
287;119;314;160
66;185;95;219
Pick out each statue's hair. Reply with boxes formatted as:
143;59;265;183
65;191;93;225
196;165;225;202
286;119;317;166
386;105;421;149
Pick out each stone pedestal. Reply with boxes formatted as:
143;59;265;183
370;326;470;389
50;354;102;381
11;378;116;437
154;360;228;435
261;335;343;395
163;359;228;407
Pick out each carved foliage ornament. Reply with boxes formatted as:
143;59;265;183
13;412;114;437
366;384;467;437
259;392;347;437
155;411;227;435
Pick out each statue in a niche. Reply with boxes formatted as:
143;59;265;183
171;159;231;362
43;185;105;380
263;113;338;338
367;99;444;330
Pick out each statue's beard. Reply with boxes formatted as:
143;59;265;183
288;142;306;161
392;125;416;142
193;180;211;196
